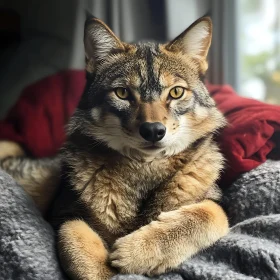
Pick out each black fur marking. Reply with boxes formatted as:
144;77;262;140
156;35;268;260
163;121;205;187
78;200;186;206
199;72;206;83
107;104;131;121
137;44;163;102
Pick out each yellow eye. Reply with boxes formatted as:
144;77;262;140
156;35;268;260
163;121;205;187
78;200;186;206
114;88;129;99
169;87;185;99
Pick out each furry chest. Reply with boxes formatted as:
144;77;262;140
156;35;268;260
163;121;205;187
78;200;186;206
76;161;171;235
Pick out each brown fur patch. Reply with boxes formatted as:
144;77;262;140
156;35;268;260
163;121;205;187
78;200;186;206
138;101;168;123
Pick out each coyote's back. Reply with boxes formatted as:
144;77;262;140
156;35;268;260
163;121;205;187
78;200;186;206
0;141;60;213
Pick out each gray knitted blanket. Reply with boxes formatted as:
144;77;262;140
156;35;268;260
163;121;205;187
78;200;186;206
1;160;280;280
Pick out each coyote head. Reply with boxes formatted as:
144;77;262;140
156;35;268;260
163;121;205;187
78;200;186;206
68;16;225;160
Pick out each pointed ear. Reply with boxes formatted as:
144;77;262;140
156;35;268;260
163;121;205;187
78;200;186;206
84;17;125;72
166;17;212;60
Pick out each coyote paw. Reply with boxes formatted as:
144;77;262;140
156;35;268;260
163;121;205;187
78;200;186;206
110;222;179;275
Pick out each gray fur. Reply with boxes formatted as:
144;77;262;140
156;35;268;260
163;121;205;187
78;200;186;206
1;160;280;279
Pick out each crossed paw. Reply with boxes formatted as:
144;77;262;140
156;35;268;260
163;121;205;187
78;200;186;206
110;221;183;276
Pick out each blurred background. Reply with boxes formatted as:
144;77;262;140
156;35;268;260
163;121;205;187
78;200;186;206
0;0;280;119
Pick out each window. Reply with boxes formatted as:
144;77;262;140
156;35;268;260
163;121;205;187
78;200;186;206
239;0;280;104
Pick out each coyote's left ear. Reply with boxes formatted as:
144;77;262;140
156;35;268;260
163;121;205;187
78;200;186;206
165;17;212;71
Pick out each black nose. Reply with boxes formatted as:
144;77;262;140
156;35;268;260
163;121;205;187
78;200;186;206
139;122;166;142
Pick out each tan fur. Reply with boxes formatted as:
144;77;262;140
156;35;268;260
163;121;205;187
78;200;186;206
138;101;168;123
110;199;228;275
0;141;60;214
59;220;115;280
57;135;228;279
0;141;25;158
18;165;60;213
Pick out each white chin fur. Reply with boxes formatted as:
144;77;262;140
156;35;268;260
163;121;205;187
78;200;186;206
159;117;192;157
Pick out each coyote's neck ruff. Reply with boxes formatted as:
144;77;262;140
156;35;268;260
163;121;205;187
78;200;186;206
0;16;229;280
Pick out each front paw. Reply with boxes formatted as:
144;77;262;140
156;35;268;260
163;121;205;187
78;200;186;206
110;223;177;275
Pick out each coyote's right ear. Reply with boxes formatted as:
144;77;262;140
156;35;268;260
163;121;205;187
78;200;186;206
84;17;125;73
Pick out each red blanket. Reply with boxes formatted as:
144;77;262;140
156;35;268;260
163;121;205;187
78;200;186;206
0;70;279;187
207;83;280;187
0;70;85;157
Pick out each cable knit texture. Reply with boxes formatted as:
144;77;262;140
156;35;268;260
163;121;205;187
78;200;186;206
1;160;280;280
0;170;66;280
